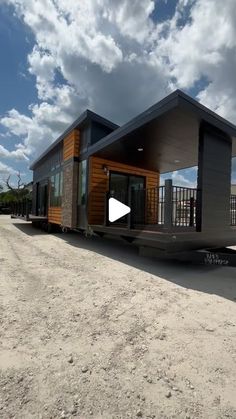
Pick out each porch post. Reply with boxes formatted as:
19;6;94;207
26;199;29;221
196;122;232;232
104;191;109;226
127;186;134;229
164;179;173;230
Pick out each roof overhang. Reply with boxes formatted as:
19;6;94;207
30;110;119;170
85;90;236;173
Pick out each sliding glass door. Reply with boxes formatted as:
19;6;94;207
109;172;145;224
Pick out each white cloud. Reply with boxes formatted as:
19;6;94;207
1;0;236;177
0;0;169;164
98;0;155;43
161;168;197;188
155;0;236;123
12;0;123;73
171;171;197;188
0;85;82;160
28;46;56;100
0;161;17;177
0;144;28;161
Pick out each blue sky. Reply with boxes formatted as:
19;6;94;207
0;4;36;114
0;0;236;188
0;3;36;183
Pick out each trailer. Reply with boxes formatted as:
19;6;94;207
11;90;236;265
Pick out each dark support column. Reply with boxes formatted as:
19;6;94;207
104;191;109;226
32;183;37;215
189;197;194;227
26;199;29;221
164;179;173;230
196;122;232;232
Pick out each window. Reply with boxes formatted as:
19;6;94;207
80;127;90;153
50;170;63;206
78;160;87;205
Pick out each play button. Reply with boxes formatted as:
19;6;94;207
108;198;131;222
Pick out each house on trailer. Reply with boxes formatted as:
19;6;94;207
27;90;236;253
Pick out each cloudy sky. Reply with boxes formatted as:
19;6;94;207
0;0;236;187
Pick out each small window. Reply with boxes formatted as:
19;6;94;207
50;171;63;206
78;160;87;205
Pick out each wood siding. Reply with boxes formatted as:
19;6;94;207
48;207;62;225
63;129;80;161
88;156;159;225
46;129;80;225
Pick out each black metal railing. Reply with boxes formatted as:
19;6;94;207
172;186;197;227
0;201;12;214
11;198;32;220
106;183;198;230
132;186;165;226
230;195;236;226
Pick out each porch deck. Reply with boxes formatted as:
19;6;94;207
92;182;236;253
10;199;48;222
11;214;48;222
91;224;236;253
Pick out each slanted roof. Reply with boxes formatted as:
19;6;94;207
84;90;236;173
30;109;119;170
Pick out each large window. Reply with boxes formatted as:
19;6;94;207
78;160;87;205
50;171;63;206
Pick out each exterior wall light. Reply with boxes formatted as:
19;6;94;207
137;147;144;152
103;164;109;175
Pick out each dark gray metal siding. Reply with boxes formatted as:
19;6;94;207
197;123;232;232
90;121;114;145
79;121;116;156
79;124;91;155
33;144;63;183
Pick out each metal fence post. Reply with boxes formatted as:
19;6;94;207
164;179;173;230
189;197;194;227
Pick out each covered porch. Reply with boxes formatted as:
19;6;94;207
87;90;236;251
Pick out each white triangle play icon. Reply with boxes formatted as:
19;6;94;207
108;198;131;222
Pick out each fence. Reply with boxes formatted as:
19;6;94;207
10;198;32;220
0;201;12;214
108;181;198;229
172;186;197;227
132;186;165;226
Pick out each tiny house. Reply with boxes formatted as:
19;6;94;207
27;90;236;253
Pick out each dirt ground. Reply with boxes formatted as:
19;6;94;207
0;215;236;419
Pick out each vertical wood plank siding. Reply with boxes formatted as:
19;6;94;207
63;129;80;161
88;156;159;225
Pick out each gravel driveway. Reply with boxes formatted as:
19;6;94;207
0;215;236;419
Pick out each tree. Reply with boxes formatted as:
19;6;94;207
5;172;25;195
2;172;30;202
